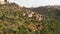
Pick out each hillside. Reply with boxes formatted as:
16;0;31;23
0;3;60;34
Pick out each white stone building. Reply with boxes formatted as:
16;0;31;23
28;14;33;17
0;0;7;4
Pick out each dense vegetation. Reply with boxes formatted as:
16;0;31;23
0;3;60;34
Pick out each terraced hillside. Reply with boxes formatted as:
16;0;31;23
0;3;60;34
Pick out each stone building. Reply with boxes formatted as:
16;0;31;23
0;0;7;4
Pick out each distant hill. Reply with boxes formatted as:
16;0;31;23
0;3;60;34
29;6;60;20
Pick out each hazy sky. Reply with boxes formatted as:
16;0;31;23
10;0;60;7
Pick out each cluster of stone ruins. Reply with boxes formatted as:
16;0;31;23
23;10;43;20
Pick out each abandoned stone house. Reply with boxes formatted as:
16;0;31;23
0;0;8;4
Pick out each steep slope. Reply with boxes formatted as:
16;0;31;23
0;3;43;34
0;3;60;34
